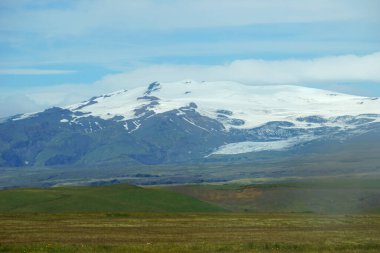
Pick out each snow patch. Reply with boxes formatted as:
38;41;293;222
182;117;210;132
211;136;316;155
12;112;35;121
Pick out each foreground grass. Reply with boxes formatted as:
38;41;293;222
1;213;380;252
2;242;380;253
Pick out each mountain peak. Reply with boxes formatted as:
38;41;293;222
62;80;380;132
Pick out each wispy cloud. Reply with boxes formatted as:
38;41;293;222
0;69;76;75
1;0;377;37
1;0;378;73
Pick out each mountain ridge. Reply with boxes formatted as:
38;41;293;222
1;80;380;168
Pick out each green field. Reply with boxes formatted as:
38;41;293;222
2;175;380;214
1;177;380;252
0;183;224;213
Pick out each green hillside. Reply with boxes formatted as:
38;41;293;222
0;183;225;213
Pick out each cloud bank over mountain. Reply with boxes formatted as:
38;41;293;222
1;51;379;118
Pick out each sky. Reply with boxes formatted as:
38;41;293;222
0;0;380;118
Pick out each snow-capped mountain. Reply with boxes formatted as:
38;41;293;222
2;80;380;167
67;80;380;130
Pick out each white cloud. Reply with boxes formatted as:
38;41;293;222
0;69;75;75
1;51;379;118
0;83;96;118
0;94;41;118
94;51;380;89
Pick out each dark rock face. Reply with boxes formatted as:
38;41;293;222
145;82;161;95
133;101;159;117
216;109;233;116
137;96;160;101
296;116;328;123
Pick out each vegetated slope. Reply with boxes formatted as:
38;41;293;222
167;176;380;214
1;80;380;168
0;183;224;213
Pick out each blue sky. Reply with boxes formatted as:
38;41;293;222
0;0;380;117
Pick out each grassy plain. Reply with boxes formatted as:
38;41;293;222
1;213;380;253
0;183;223;213
1;176;380;252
